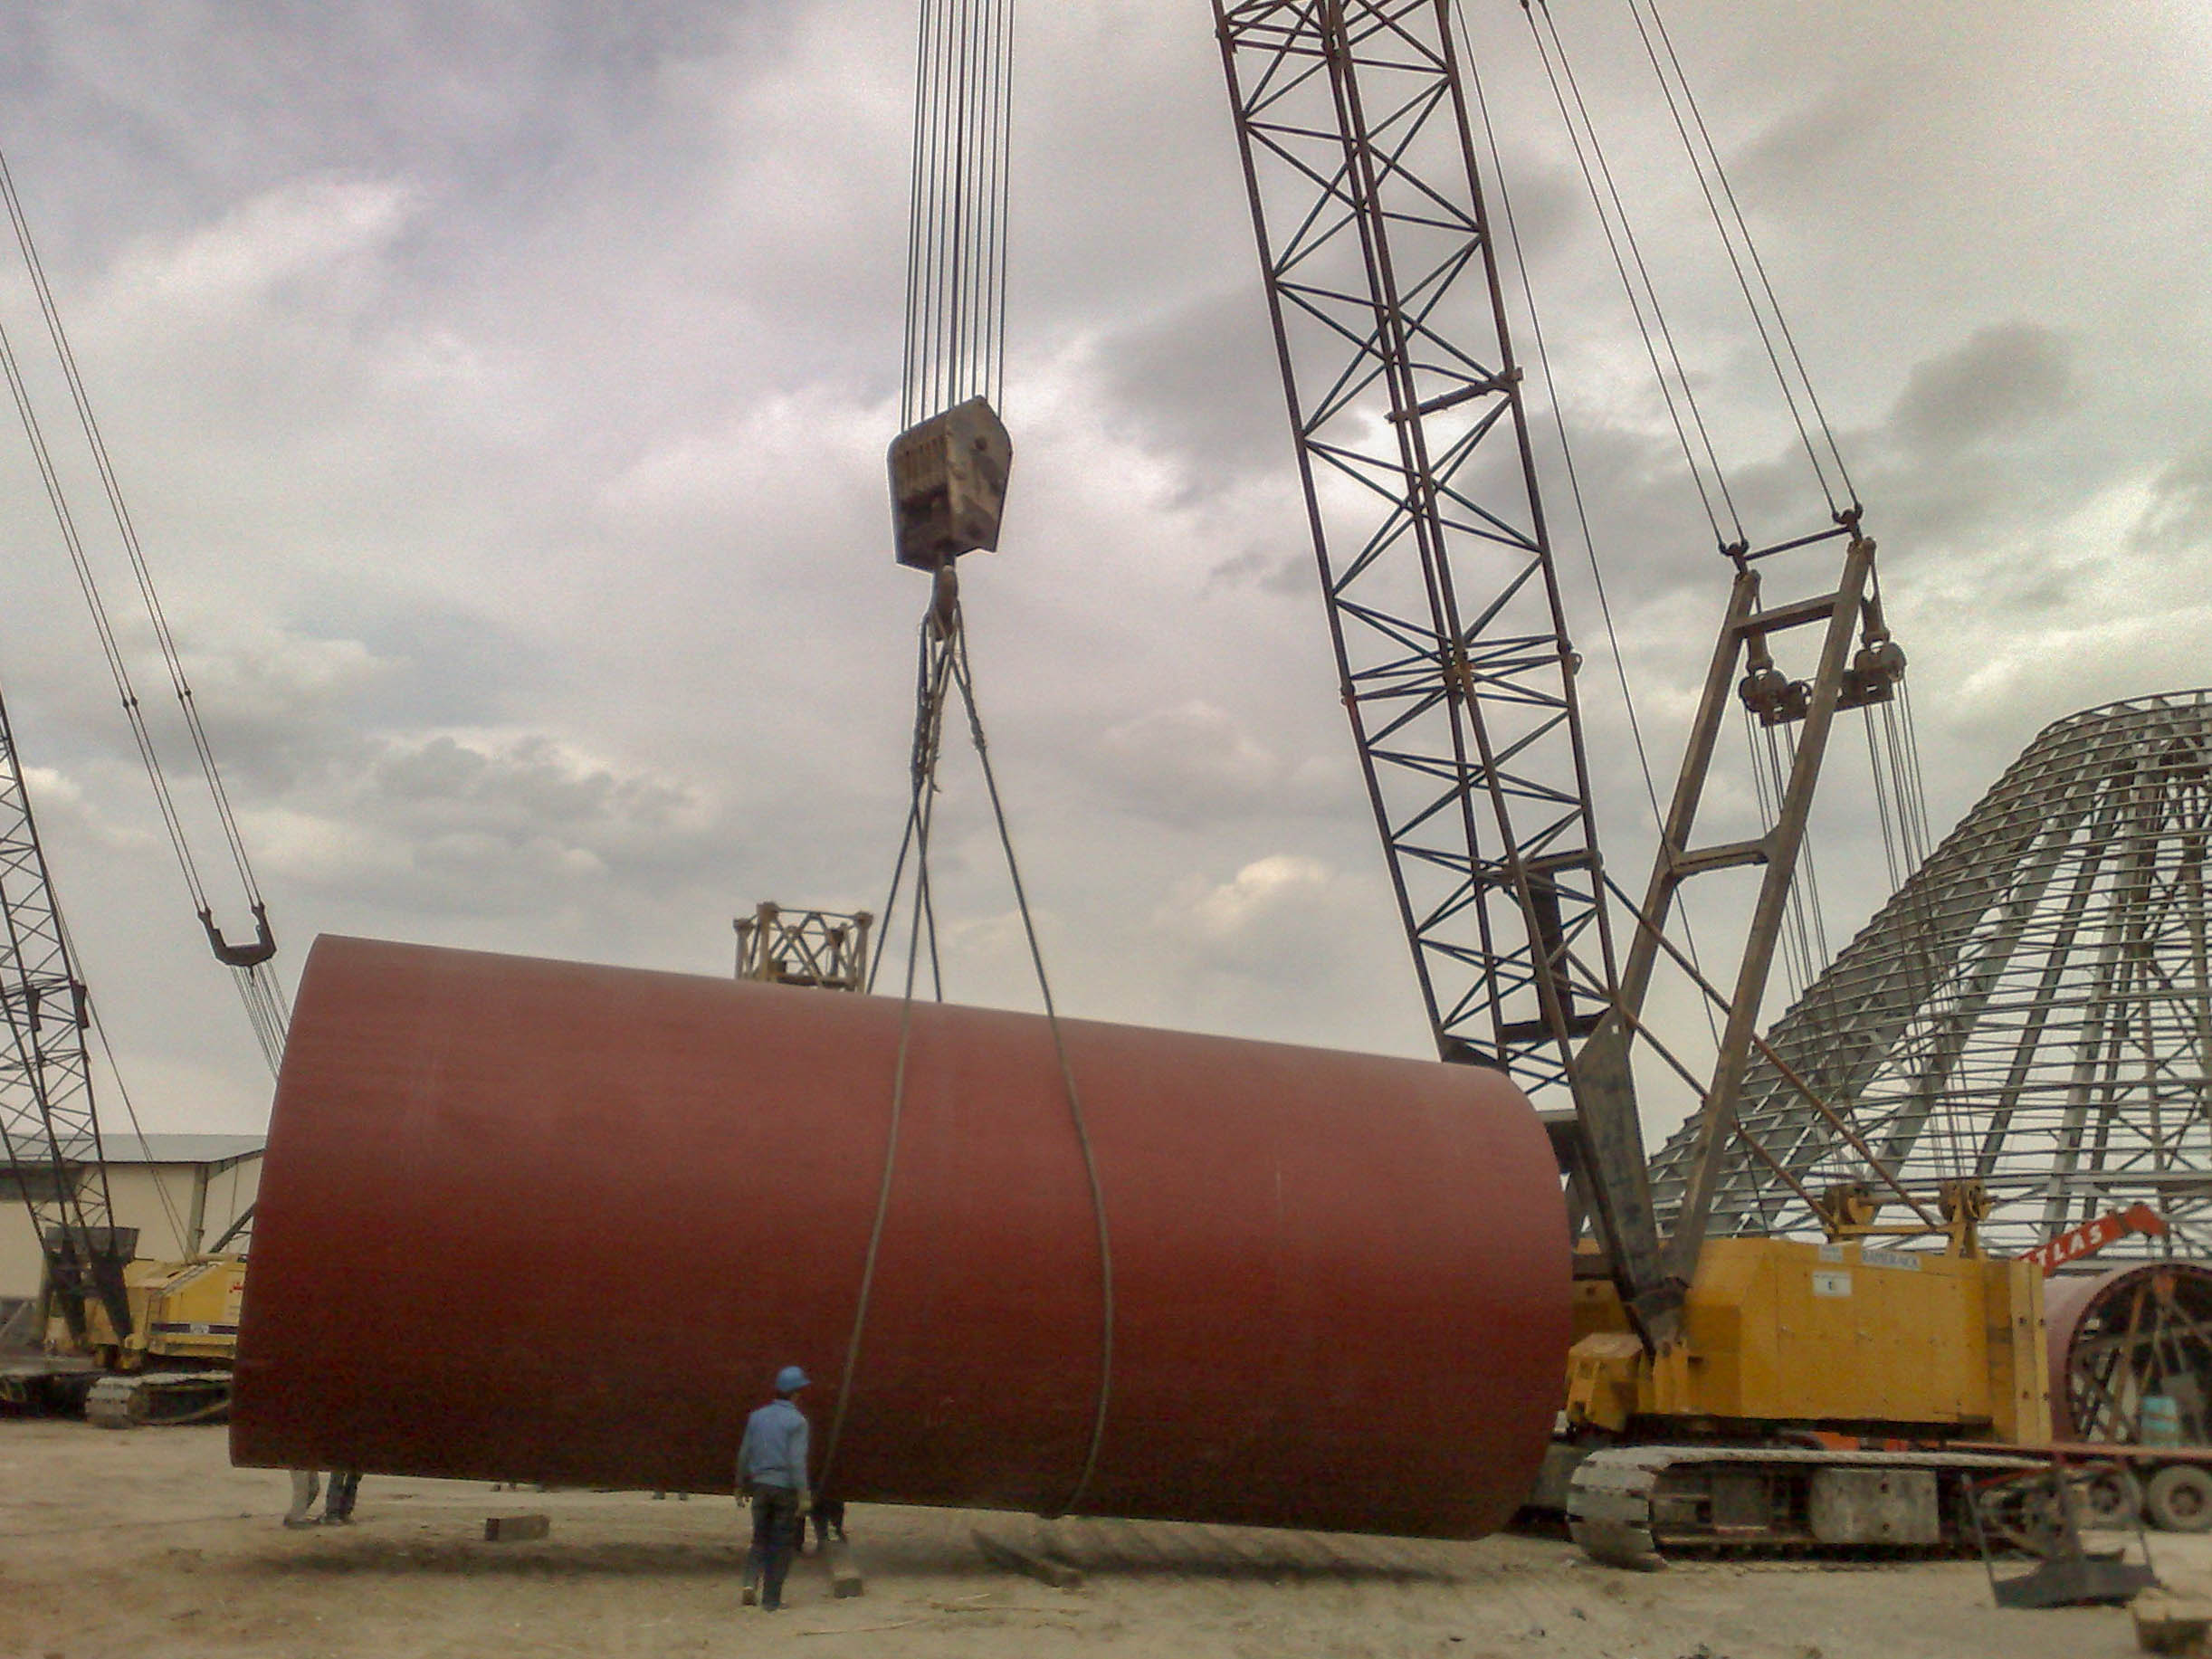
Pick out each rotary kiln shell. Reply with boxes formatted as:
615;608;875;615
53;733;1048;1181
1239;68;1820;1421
232;936;1568;1538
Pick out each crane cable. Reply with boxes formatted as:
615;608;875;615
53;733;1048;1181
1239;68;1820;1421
1600;0;1950;1157
1510;3;1944;1023
1521;0;1861;538
901;0;1015;425
1619;0;1859;512
1521;0;1743;552
824;0;1116;1520
0;146;286;1073
816;612;950;1501
942;603;1117;1520
1598;0;1953;1187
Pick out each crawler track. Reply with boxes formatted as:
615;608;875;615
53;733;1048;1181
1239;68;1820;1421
84;1371;232;1428
1568;1444;2042;1568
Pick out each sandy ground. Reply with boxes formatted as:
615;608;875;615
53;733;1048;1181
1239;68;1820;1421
0;1420;2201;1659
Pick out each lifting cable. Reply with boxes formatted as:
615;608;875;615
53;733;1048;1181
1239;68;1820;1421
1521;0;1742;553
1513;1;1946;1077
901;0;1015;426
1620;0;1858;513
1522;0;1861;534
0;148;286;1073
1604;0;1945;1016
817;607;950;1500
823;0;1116;1521
1742;710;1833;1005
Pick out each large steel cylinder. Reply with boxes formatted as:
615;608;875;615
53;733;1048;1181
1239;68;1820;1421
2047;1260;2212;1443
231;936;1568;1538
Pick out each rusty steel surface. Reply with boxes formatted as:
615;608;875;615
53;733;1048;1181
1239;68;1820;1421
231;936;1569;1539
2046;1260;2212;1442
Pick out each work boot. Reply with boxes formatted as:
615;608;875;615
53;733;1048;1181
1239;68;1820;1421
741;1583;758;1607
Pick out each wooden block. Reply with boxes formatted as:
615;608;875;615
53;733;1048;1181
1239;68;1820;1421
483;1513;551;1542
2135;1596;2212;1655
823;1537;865;1598
972;1527;1083;1589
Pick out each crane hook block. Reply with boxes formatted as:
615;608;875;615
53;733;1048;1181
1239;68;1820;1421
201;901;278;968
889;396;1013;570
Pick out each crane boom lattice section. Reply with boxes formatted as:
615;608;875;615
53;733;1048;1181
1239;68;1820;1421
0;681;133;1339
0;696;101;1205
1216;0;1621;1096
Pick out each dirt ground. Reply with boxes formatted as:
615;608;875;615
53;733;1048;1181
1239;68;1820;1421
0;1420;2201;1659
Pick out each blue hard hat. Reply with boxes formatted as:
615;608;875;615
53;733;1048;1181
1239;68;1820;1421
776;1365;811;1393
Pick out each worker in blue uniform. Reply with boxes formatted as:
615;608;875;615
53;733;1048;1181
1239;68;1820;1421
737;1365;813;1609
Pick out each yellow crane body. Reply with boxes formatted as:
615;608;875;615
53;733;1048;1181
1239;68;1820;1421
30;1254;245;1425
1567;1237;2050;1445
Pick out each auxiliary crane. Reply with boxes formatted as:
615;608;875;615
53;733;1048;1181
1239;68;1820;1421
0;148;276;1425
0;679;244;1425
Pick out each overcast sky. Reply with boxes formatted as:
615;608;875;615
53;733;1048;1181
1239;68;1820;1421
0;1;2205;1142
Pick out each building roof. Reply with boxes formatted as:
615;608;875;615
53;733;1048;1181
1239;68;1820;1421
5;1133;264;1168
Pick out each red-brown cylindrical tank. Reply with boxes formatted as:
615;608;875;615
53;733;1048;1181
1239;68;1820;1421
2046;1261;2212;1442
231;935;1569;1538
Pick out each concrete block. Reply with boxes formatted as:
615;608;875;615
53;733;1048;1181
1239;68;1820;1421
2135;1595;2212;1655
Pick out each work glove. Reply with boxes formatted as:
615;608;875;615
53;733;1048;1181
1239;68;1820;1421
797;1492;813;1518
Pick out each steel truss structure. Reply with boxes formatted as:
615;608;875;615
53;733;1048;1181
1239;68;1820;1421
734;902;872;993
1649;690;2212;1258
1216;0;1691;1323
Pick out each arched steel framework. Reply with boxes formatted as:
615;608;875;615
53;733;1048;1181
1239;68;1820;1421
1650;690;2212;1258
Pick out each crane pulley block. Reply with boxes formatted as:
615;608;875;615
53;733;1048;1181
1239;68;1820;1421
888;396;1012;569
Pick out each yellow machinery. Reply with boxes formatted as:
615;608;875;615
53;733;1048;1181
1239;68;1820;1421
1543;1197;2056;1562
68;1254;244;1426
2;1248;244;1426
1566;1237;2048;1445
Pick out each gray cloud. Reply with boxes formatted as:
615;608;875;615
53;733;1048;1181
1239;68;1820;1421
1093;701;1350;828
2136;445;2212;554
0;1;2201;1138
1094;285;1286;485
1890;322;2074;456
1733;91;1884;195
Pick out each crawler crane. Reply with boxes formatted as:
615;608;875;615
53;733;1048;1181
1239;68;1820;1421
1214;2;2049;1559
